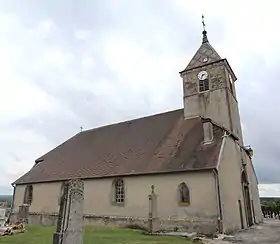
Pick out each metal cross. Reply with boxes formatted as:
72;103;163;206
202;14;206;31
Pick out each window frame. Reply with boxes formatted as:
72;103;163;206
177;182;190;206
112;178;125;206
199;78;210;93
23;184;33;205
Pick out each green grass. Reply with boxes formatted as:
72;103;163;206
0;225;194;244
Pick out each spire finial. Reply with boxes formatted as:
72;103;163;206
201;14;208;43
202;14;206;31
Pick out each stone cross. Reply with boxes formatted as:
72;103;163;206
202;14;206;31
53;179;84;244
148;185;158;233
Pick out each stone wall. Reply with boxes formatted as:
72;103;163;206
10;212;217;234
13;172;217;220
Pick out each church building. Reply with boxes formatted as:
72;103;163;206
11;26;263;233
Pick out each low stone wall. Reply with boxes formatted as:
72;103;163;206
10;212;217;234
156;219;217;233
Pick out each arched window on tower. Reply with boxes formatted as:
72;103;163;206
199;79;209;92
23;185;33;205
229;74;233;93
198;70;210;93
178;182;190;205
241;171;249;185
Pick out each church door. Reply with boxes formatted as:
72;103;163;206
241;171;253;227
238;200;244;229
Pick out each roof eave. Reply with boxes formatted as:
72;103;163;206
179;59;237;81
13;167;216;185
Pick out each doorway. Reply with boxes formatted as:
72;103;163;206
241;171;253;227
238;200;244;229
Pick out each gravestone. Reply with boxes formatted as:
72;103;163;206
18;204;29;224
0;202;6;226
53;179;84;244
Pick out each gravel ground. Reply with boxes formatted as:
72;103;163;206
209;219;280;244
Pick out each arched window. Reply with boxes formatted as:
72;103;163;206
114;179;125;204
178;182;190;205
23;185;33;205
199;79;209;92
241;171;248;184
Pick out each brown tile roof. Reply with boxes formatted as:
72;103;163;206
13;109;224;185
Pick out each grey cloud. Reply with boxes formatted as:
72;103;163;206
1;0;201;54
236;53;280;183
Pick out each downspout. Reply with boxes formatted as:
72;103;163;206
11;184;16;212
213;132;228;233
7;183;16;224
213;169;223;233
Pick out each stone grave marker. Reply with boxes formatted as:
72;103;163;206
53;179;84;244
18;204;29;224
0;202;6;227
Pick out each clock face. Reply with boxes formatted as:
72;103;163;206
198;70;208;81
202;57;208;63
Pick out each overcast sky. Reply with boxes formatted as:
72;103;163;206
0;0;279;197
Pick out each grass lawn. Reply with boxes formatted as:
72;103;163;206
0;225;194;244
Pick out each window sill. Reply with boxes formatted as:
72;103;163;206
22;203;31;206
112;202;125;207
178;202;190;207
198;90;210;94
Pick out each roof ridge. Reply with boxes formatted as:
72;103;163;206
83;108;183;133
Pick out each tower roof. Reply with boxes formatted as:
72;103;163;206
183;16;222;71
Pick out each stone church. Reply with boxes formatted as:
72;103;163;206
11;28;263;233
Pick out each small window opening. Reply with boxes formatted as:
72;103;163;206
115;179;125;203
229;74;233;93
23;185;33;205
178;182;190;205
199;79;209;92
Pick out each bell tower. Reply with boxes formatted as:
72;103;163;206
180;16;243;143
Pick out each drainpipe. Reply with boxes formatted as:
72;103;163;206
213;132;228;233
7;184;16;224
213;169;223;233
11;184;16;212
